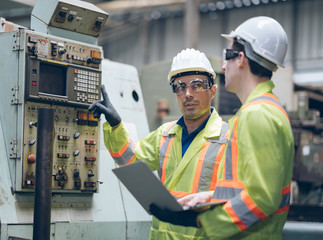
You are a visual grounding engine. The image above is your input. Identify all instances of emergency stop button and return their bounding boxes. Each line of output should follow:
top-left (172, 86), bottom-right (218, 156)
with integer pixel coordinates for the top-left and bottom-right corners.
top-left (27, 153), bottom-right (36, 164)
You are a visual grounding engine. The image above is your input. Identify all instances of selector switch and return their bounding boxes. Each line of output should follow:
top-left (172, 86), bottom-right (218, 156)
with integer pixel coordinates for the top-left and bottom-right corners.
top-left (74, 132), bottom-right (80, 139)
top-left (73, 150), bottom-right (80, 156)
top-left (29, 139), bottom-right (36, 146)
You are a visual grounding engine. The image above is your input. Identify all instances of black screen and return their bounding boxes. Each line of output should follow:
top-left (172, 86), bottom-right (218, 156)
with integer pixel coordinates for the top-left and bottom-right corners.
top-left (39, 62), bottom-right (66, 96)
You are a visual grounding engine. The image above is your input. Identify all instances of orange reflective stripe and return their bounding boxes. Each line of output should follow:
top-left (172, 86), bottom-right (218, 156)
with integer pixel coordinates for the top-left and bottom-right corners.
top-left (192, 141), bottom-right (210, 192)
top-left (210, 198), bottom-right (226, 203)
top-left (242, 93), bottom-right (290, 122)
top-left (210, 127), bottom-right (230, 190)
top-left (224, 202), bottom-right (248, 231)
top-left (231, 117), bottom-right (239, 182)
top-left (159, 136), bottom-right (166, 150)
top-left (159, 122), bottom-right (175, 149)
top-left (282, 183), bottom-right (291, 195)
top-left (161, 136), bottom-right (174, 184)
top-left (275, 182), bottom-right (291, 214)
top-left (109, 140), bottom-right (130, 157)
top-left (241, 190), bottom-right (267, 220)
top-left (169, 190), bottom-right (192, 198)
top-left (159, 121), bottom-right (177, 183)
top-left (209, 142), bottom-right (226, 190)
top-left (244, 99), bottom-right (289, 121)
top-left (275, 206), bottom-right (290, 214)
top-left (263, 92), bottom-right (279, 101)
top-left (216, 180), bottom-right (244, 188)
top-left (165, 121), bottom-right (177, 132)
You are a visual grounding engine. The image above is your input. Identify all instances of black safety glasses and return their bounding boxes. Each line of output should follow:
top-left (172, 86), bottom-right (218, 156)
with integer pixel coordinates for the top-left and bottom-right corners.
top-left (223, 49), bottom-right (240, 61)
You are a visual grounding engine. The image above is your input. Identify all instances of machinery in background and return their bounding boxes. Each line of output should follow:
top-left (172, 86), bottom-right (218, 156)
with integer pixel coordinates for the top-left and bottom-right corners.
top-left (0, 0), bottom-right (151, 239)
top-left (287, 88), bottom-right (323, 222)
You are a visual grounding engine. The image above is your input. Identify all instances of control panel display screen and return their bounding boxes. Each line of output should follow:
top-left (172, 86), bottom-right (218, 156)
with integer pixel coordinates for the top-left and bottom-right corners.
top-left (39, 62), bottom-right (67, 96)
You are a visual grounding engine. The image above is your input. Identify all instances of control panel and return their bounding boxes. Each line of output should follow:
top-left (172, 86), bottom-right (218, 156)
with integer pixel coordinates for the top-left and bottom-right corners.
top-left (49, 1), bottom-right (108, 37)
top-left (23, 102), bottom-right (99, 192)
top-left (26, 32), bottom-right (103, 66)
top-left (24, 32), bottom-right (102, 107)
top-left (18, 31), bottom-right (102, 193)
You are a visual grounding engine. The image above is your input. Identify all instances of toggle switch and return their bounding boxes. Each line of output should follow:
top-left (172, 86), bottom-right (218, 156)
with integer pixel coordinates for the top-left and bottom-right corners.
top-left (73, 150), bottom-right (80, 156)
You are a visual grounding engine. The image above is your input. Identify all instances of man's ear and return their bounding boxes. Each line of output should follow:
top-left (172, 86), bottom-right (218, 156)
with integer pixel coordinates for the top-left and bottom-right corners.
top-left (238, 51), bottom-right (248, 69)
top-left (210, 85), bottom-right (217, 99)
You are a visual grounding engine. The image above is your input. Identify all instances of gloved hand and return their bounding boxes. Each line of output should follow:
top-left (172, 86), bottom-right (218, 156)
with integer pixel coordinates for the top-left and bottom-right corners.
top-left (88, 85), bottom-right (121, 126)
top-left (149, 203), bottom-right (199, 227)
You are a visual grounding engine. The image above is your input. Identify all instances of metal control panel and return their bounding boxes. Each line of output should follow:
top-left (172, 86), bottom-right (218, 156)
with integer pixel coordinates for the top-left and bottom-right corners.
top-left (25, 32), bottom-right (102, 106)
top-left (21, 32), bottom-right (102, 192)
top-left (0, 29), bottom-right (102, 193)
top-left (49, 1), bottom-right (108, 37)
top-left (23, 102), bottom-right (99, 192)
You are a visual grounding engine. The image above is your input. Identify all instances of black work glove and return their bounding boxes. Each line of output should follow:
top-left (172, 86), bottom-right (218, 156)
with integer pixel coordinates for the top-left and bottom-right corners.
top-left (88, 85), bottom-right (121, 126)
top-left (149, 203), bottom-right (199, 227)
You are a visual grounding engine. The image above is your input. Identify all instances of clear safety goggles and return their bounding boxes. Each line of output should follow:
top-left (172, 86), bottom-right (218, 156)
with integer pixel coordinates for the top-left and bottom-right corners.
top-left (223, 49), bottom-right (240, 61)
top-left (171, 79), bottom-right (211, 95)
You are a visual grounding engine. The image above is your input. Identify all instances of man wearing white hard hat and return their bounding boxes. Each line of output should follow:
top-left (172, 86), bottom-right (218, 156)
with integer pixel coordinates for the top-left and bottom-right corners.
top-left (150, 16), bottom-right (294, 240)
top-left (89, 48), bottom-right (228, 239)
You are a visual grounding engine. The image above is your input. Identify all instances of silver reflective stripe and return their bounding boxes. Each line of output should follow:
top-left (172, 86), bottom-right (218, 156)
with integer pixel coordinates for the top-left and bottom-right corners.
top-left (213, 186), bottom-right (242, 199)
top-left (253, 95), bottom-right (282, 107)
top-left (197, 123), bottom-right (229, 191)
top-left (231, 193), bottom-right (260, 227)
top-left (158, 134), bottom-right (175, 178)
top-left (112, 139), bottom-right (136, 165)
top-left (279, 193), bottom-right (290, 209)
top-left (224, 123), bottom-right (236, 181)
top-left (158, 122), bottom-right (177, 178)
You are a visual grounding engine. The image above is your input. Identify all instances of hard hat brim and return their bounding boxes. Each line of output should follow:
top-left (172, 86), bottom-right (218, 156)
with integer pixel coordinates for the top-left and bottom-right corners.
top-left (168, 67), bottom-right (216, 82)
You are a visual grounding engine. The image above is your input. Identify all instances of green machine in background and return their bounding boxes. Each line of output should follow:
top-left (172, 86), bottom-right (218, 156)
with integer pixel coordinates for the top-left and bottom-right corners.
top-left (0, 0), bottom-right (151, 239)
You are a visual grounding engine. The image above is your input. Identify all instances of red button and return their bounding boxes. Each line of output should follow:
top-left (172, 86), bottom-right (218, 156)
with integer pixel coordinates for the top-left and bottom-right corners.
top-left (32, 81), bottom-right (37, 86)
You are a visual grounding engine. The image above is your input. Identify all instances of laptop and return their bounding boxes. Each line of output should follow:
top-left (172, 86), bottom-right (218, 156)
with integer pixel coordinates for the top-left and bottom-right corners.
top-left (112, 161), bottom-right (225, 215)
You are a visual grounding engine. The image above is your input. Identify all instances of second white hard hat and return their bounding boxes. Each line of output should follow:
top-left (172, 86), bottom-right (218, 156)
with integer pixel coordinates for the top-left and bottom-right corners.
top-left (221, 16), bottom-right (288, 72)
top-left (168, 48), bottom-right (216, 82)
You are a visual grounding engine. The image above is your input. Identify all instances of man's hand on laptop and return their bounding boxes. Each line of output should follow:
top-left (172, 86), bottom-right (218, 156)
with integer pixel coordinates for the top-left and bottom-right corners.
top-left (178, 191), bottom-right (213, 208)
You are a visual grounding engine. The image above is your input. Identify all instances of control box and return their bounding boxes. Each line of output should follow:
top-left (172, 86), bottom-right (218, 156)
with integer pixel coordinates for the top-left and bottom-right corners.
top-left (0, 29), bottom-right (103, 193)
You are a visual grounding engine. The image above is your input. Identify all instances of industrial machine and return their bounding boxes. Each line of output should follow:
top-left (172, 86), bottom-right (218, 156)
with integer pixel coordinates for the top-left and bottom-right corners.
top-left (287, 89), bottom-right (323, 221)
top-left (0, 0), bottom-right (151, 239)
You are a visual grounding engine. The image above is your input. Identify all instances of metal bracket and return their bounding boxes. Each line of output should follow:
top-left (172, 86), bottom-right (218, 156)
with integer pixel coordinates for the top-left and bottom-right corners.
top-left (11, 85), bottom-right (22, 105)
top-left (9, 139), bottom-right (19, 159)
top-left (12, 31), bottom-right (21, 51)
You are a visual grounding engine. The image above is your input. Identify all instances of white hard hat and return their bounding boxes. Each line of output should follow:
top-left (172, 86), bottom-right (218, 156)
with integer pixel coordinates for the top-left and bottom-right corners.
top-left (168, 48), bottom-right (216, 82)
top-left (221, 16), bottom-right (288, 72)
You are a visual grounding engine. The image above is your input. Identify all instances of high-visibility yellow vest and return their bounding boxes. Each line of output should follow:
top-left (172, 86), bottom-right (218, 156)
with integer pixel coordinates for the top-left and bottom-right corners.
top-left (103, 107), bottom-right (229, 240)
top-left (199, 81), bottom-right (294, 240)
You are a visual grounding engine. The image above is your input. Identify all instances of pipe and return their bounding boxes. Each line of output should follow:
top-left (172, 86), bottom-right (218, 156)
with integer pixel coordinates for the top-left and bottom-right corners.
top-left (33, 108), bottom-right (54, 240)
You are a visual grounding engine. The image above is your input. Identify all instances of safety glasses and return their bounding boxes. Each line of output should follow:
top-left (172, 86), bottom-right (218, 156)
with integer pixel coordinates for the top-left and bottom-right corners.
top-left (171, 79), bottom-right (211, 95)
top-left (223, 49), bottom-right (240, 61)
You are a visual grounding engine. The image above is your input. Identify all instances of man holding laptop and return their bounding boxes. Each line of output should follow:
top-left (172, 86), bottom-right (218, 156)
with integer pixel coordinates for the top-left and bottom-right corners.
top-left (89, 48), bottom-right (228, 239)
top-left (149, 16), bottom-right (294, 240)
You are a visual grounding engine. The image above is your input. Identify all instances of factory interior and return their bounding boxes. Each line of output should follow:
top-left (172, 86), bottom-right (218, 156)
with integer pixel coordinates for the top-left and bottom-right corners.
top-left (0, 0), bottom-right (323, 239)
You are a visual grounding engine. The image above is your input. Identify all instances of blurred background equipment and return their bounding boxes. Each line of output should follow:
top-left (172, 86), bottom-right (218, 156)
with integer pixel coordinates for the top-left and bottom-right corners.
top-left (1, 0), bottom-right (323, 239)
